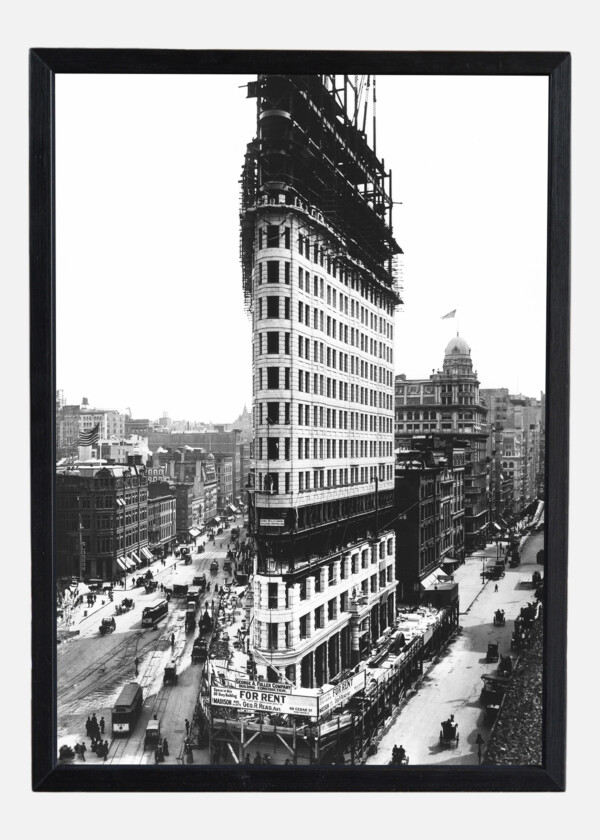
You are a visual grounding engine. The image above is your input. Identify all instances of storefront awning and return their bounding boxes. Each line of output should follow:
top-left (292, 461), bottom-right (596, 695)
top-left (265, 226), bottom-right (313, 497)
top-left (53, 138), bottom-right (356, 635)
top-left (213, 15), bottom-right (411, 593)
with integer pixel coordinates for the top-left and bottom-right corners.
top-left (421, 569), bottom-right (443, 589)
top-left (189, 528), bottom-right (200, 538)
top-left (117, 557), bottom-right (127, 571)
top-left (493, 522), bottom-right (502, 531)
top-left (131, 551), bottom-right (142, 567)
top-left (141, 547), bottom-right (154, 561)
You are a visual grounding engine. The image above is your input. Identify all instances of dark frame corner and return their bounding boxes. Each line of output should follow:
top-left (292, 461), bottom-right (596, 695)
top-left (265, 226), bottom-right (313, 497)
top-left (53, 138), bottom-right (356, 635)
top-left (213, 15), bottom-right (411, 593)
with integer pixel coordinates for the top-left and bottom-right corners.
top-left (30, 49), bottom-right (570, 793)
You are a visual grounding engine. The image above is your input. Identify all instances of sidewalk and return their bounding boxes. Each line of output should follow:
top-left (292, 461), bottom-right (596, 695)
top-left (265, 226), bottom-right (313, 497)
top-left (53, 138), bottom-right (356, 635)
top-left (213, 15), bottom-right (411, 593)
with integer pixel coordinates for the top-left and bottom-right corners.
top-left (66, 551), bottom-right (187, 628)
top-left (456, 535), bottom-right (530, 615)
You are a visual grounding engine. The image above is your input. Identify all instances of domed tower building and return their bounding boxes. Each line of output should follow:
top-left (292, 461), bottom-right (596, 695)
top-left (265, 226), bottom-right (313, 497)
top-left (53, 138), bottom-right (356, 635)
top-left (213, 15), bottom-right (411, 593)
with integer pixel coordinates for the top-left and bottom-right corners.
top-left (395, 335), bottom-right (489, 556)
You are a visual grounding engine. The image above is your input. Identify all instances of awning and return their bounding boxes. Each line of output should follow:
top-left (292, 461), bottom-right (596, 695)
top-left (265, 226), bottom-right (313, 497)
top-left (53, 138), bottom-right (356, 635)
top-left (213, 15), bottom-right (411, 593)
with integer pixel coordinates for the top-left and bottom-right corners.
top-left (189, 528), bottom-right (200, 538)
top-left (141, 547), bottom-right (154, 561)
top-left (421, 569), bottom-right (443, 589)
top-left (442, 557), bottom-right (461, 571)
top-left (493, 522), bottom-right (502, 531)
top-left (116, 557), bottom-right (127, 571)
top-left (131, 551), bottom-right (142, 567)
top-left (225, 504), bottom-right (238, 514)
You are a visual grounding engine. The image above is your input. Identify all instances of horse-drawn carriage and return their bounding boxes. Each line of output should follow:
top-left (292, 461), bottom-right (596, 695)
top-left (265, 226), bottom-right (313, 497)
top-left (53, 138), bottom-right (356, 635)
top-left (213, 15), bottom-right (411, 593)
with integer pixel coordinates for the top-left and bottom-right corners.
top-left (192, 637), bottom-right (208, 663)
top-left (223, 559), bottom-right (232, 574)
top-left (145, 580), bottom-right (158, 594)
top-left (493, 609), bottom-right (505, 626)
top-left (389, 745), bottom-right (409, 765)
top-left (200, 610), bottom-right (213, 632)
top-left (99, 617), bottom-right (116, 636)
top-left (439, 718), bottom-right (459, 749)
top-left (480, 673), bottom-right (509, 726)
top-left (511, 624), bottom-right (529, 652)
top-left (163, 662), bottom-right (178, 686)
top-left (115, 597), bottom-right (134, 615)
top-left (498, 654), bottom-right (512, 677)
top-left (185, 603), bottom-right (197, 632)
top-left (486, 641), bottom-right (499, 662)
top-left (210, 560), bottom-right (219, 573)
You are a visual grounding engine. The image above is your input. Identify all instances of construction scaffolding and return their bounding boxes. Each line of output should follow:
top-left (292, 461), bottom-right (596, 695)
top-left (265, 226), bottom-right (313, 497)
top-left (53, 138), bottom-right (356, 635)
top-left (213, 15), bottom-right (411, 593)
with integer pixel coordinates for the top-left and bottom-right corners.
top-left (240, 74), bottom-right (403, 313)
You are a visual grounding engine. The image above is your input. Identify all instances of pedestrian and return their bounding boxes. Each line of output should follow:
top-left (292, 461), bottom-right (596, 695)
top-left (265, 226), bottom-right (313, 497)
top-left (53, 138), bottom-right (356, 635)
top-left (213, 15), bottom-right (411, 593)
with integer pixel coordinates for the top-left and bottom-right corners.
top-left (170, 633), bottom-right (175, 649)
top-left (80, 741), bottom-right (87, 762)
top-left (154, 746), bottom-right (160, 764)
top-left (245, 753), bottom-right (252, 764)
top-left (494, 583), bottom-right (499, 593)
top-left (100, 716), bottom-right (105, 734)
top-left (85, 716), bottom-right (91, 737)
top-left (206, 581), bottom-right (211, 593)
top-left (135, 656), bottom-right (140, 676)
top-left (262, 753), bottom-right (271, 765)
top-left (91, 713), bottom-right (98, 735)
top-left (253, 751), bottom-right (261, 765)
top-left (185, 718), bottom-right (190, 735)
top-left (162, 738), bottom-right (169, 757)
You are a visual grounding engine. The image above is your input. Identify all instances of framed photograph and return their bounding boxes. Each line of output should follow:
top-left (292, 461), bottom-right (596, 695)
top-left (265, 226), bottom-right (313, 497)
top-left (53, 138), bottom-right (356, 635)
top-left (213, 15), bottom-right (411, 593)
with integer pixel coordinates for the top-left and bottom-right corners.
top-left (31, 50), bottom-right (570, 792)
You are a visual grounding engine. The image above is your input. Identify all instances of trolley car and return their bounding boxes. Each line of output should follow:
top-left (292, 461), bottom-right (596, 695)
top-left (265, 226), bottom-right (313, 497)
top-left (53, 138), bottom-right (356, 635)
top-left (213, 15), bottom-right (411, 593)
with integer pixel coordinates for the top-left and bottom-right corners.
top-left (141, 598), bottom-right (169, 628)
top-left (112, 682), bottom-right (144, 736)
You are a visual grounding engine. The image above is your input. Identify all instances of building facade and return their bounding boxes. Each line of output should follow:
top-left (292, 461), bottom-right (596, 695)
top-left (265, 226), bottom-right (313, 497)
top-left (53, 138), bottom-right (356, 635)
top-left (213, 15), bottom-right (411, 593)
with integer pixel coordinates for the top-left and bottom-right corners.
top-left (240, 75), bottom-right (402, 687)
top-left (56, 464), bottom-right (148, 580)
top-left (480, 389), bottom-right (544, 520)
top-left (57, 398), bottom-right (126, 458)
top-left (395, 337), bottom-right (489, 551)
top-left (394, 440), bottom-right (465, 602)
top-left (214, 454), bottom-right (233, 512)
top-left (147, 482), bottom-right (177, 558)
top-left (148, 429), bottom-right (245, 501)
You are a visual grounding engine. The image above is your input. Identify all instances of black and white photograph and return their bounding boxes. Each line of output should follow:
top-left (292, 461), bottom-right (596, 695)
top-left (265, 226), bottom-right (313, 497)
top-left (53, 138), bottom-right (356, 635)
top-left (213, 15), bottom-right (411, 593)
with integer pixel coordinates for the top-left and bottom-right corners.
top-left (29, 52), bottom-right (569, 792)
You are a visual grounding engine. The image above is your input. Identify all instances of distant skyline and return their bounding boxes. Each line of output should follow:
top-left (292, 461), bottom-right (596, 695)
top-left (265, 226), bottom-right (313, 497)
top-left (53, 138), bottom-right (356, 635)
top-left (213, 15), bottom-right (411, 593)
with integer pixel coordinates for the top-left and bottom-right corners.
top-left (57, 74), bottom-right (547, 422)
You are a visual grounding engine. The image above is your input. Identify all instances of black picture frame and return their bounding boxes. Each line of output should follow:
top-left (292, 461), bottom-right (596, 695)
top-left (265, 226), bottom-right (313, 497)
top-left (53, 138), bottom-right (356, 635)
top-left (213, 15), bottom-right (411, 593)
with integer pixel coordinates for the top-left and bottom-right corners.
top-left (30, 49), bottom-right (570, 792)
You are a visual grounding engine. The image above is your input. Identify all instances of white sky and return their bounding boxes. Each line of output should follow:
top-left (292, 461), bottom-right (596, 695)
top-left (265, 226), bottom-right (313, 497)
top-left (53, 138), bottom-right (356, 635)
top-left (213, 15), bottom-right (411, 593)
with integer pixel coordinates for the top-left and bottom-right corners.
top-left (56, 74), bottom-right (548, 422)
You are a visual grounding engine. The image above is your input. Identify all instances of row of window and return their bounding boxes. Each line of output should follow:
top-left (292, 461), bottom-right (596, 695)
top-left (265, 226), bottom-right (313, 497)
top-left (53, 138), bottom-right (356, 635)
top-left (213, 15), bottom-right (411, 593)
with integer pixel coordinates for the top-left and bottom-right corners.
top-left (256, 296), bottom-right (393, 364)
top-left (257, 366), bottom-right (393, 411)
top-left (258, 331), bottom-right (392, 387)
top-left (257, 224), bottom-right (395, 317)
top-left (258, 402), bottom-right (393, 435)
top-left (297, 267), bottom-right (393, 339)
top-left (256, 464), bottom-right (393, 494)
top-left (263, 570), bottom-right (395, 648)
top-left (257, 436), bottom-right (393, 462)
top-left (89, 529), bottom-right (149, 554)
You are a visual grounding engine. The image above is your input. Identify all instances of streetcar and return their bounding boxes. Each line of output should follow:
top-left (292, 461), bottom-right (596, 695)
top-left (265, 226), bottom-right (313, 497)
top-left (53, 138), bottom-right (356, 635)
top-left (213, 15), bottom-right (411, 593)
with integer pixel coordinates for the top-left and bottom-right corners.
top-left (112, 682), bottom-right (144, 736)
top-left (141, 598), bottom-right (169, 628)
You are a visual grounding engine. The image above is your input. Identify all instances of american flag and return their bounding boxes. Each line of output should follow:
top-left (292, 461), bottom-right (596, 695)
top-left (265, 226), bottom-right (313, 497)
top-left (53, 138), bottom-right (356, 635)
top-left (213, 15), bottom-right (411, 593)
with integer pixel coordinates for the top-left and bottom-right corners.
top-left (78, 424), bottom-right (100, 446)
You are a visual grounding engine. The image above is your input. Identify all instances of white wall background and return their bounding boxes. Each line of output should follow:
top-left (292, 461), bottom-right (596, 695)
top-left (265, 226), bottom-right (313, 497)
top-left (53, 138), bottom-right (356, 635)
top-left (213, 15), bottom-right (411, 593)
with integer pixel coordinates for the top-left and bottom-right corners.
top-left (2, 0), bottom-right (594, 831)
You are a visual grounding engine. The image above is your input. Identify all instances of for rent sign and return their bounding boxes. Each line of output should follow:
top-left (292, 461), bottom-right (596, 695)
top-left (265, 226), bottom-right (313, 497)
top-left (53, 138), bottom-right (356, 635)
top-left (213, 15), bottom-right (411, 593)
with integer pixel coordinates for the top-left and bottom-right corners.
top-left (211, 685), bottom-right (319, 717)
top-left (318, 670), bottom-right (367, 717)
